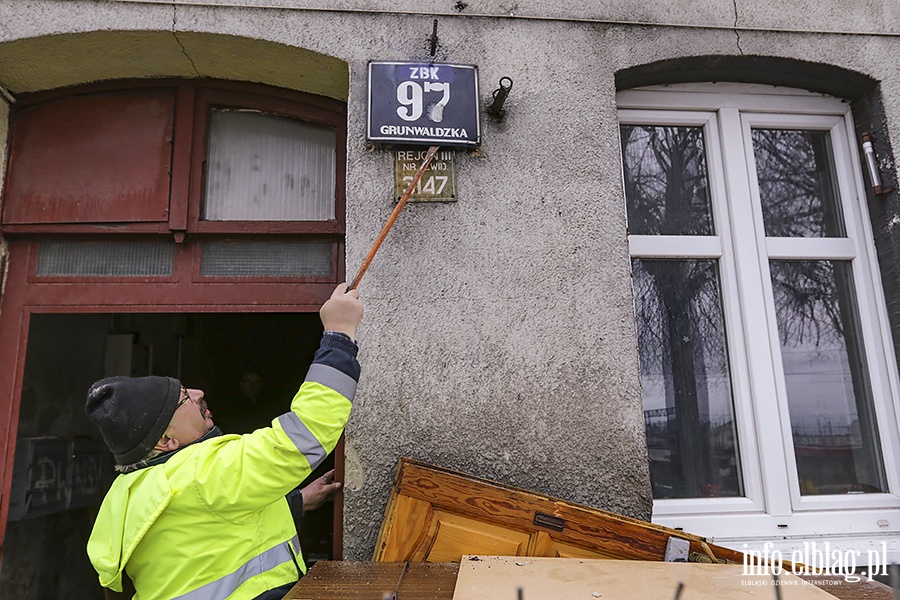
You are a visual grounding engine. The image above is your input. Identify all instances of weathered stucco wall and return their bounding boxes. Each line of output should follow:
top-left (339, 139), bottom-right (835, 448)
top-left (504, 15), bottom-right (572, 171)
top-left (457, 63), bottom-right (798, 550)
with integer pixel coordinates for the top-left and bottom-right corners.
top-left (0, 0), bottom-right (899, 561)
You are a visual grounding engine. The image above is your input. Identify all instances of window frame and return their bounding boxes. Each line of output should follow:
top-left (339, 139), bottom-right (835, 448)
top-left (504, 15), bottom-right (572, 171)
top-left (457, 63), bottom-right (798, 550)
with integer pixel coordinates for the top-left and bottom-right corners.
top-left (619, 84), bottom-right (900, 552)
top-left (0, 80), bottom-right (348, 239)
top-left (741, 111), bottom-right (900, 516)
top-left (1, 79), bottom-right (348, 285)
top-left (621, 109), bottom-right (767, 517)
top-left (187, 86), bottom-right (347, 236)
top-left (0, 87), bottom-right (178, 227)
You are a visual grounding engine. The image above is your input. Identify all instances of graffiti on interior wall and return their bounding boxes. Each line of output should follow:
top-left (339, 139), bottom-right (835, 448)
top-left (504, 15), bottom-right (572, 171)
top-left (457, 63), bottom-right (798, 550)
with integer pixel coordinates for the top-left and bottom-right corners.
top-left (8, 437), bottom-right (109, 521)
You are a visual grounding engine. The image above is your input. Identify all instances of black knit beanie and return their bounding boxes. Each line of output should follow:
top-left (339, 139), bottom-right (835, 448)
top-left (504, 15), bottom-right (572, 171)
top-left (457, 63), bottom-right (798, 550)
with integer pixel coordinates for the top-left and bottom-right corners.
top-left (85, 376), bottom-right (182, 465)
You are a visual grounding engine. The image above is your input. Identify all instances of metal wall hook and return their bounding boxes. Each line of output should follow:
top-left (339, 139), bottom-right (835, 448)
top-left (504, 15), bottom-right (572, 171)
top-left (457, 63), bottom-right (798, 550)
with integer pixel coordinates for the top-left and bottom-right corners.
top-left (430, 19), bottom-right (438, 57)
top-left (487, 76), bottom-right (513, 118)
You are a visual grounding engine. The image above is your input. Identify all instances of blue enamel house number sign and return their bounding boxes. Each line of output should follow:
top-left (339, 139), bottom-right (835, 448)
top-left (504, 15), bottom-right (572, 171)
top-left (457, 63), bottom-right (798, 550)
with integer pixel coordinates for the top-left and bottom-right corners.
top-left (367, 62), bottom-right (480, 148)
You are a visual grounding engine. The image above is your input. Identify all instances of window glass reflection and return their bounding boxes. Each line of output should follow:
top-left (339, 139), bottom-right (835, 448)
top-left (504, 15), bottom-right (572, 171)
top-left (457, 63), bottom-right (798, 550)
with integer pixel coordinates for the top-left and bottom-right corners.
top-left (621, 125), bottom-right (714, 236)
top-left (770, 260), bottom-right (886, 494)
top-left (632, 259), bottom-right (743, 498)
top-left (752, 129), bottom-right (845, 238)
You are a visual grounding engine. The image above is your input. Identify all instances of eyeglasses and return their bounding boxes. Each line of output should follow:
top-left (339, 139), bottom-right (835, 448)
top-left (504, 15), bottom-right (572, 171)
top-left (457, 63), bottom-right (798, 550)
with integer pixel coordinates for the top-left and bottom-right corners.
top-left (177, 389), bottom-right (192, 409)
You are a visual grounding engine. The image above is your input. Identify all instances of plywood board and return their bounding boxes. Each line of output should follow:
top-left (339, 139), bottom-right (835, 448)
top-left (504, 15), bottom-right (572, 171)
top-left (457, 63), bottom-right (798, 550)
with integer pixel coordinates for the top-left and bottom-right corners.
top-left (452, 556), bottom-right (838, 600)
top-left (285, 562), bottom-right (891, 600)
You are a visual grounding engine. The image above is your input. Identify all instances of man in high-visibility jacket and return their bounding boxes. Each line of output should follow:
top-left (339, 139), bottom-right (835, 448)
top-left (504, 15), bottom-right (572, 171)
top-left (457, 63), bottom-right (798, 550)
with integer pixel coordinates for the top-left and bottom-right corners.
top-left (85, 283), bottom-right (363, 600)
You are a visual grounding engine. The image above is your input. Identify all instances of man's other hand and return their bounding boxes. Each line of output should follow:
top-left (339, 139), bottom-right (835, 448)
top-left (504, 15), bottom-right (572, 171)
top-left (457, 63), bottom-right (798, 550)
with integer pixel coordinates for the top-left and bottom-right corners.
top-left (300, 469), bottom-right (342, 512)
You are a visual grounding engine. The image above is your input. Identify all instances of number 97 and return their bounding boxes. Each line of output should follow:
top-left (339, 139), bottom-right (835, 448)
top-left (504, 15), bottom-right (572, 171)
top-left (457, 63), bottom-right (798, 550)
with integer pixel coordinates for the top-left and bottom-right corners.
top-left (396, 81), bottom-right (451, 122)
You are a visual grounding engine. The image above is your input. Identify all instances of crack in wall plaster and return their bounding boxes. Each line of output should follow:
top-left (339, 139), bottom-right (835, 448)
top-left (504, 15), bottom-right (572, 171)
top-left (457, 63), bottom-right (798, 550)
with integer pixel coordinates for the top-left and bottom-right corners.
top-left (732, 0), bottom-right (744, 55)
top-left (172, 4), bottom-right (200, 75)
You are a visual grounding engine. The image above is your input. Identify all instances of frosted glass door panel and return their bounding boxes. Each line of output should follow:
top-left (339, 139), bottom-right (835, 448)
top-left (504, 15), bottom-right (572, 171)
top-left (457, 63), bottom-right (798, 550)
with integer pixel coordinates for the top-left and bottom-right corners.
top-left (204, 110), bottom-right (336, 221)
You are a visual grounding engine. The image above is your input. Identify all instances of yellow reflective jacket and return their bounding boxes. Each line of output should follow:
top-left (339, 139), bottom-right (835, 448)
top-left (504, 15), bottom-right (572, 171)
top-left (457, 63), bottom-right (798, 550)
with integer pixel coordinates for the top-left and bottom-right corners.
top-left (87, 333), bottom-right (359, 600)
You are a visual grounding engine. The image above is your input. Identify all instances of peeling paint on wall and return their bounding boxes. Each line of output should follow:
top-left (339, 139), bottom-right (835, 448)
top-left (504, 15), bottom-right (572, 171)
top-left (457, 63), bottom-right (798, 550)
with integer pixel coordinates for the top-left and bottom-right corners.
top-left (343, 436), bottom-right (366, 493)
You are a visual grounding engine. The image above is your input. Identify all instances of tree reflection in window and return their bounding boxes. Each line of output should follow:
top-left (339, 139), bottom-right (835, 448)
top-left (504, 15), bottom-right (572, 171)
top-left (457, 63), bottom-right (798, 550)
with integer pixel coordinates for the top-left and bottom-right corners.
top-left (632, 258), bottom-right (743, 499)
top-left (753, 128), bottom-right (885, 495)
top-left (622, 125), bottom-right (713, 236)
top-left (622, 124), bottom-right (742, 499)
top-left (623, 122), bottom-right (889, 499)
top-left (752, 129), bottom-right (845, 238)
top-left (769, 261), bottom-right (886, 495)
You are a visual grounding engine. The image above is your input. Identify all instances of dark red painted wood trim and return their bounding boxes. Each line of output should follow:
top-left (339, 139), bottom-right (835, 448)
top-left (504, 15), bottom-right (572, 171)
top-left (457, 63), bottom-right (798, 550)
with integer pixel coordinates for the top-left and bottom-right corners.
top-left (13, 79), bottom-right (347, 115)
top-left (0, 78), bottom-right (350, 557)
top-left (190, 221), bottom-right (343, 235)
top-left (1, 223), bottom-right (172, 235)
top-left (168, 85), bottom-right (197, 233)
top-left (0, 241), bottom-right (34, 550)
top-left (4, 79), bottom-right (348, 238)
top-left (3, 89), bottom-right (176, 225)
top-left (333, 435), bottom-right (345, 560)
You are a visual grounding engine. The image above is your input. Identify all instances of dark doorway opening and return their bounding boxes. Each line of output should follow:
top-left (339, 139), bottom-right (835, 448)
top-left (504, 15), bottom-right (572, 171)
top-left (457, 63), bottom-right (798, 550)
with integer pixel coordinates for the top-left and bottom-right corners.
top-left (1, 311), bottom-right (335, 599)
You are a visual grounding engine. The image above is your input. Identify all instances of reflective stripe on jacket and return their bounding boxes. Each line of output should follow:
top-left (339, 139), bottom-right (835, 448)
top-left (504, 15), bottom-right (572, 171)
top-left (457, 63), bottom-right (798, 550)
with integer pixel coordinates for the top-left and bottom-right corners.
top-left (87, 333), bottom-right (359, 600)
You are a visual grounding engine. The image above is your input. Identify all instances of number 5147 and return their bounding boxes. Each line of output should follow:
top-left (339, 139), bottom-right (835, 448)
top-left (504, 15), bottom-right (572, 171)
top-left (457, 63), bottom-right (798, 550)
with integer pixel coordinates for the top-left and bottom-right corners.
top-left (402, 174), bottom-right (449, 196)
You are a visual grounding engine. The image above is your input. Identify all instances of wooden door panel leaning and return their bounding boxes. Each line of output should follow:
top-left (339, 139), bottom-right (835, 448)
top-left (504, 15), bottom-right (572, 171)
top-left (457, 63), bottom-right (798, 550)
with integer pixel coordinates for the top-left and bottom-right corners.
top-left (373, 457), bottom-right (754, 566)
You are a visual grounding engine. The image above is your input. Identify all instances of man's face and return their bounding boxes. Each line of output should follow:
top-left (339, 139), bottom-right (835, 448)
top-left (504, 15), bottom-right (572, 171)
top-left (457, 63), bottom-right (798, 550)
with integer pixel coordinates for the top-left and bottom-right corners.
top-left (239, 371), bottom-right (262, 400)
top-left (166, 387), bottom-right (215, 446)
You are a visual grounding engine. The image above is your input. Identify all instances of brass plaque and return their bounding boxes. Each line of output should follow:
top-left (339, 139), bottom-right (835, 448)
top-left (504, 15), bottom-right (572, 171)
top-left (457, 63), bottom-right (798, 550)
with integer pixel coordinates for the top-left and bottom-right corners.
top-left (394, 147), bottom-right (457, 202)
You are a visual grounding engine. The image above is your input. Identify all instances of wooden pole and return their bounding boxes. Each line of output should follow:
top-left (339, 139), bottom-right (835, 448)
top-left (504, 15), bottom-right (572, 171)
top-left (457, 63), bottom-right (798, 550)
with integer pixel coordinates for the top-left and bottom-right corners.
top-left (347, 145), bottom-right (440, 291)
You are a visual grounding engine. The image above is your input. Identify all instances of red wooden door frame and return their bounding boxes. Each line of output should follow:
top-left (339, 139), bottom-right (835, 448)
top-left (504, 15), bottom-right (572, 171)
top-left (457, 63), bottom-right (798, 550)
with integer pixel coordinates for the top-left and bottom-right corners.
top-left (0, 79), bottom-right (350, 560)
top-left (0, 237), bottom-right (348, 557)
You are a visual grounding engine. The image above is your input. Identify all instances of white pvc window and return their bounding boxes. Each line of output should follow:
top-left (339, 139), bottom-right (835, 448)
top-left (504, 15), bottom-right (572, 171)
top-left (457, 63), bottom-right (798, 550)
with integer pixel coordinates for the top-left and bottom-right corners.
top-left (619, 84), bottom-right (900, 558)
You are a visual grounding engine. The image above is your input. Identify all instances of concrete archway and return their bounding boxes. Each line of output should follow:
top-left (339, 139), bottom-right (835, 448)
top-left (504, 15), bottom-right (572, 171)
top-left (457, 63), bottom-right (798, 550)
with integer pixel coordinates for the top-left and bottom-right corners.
top-left (0, 30), bottom-right (348, 99)
top-left (615, 54), bottom-right (876, 99)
